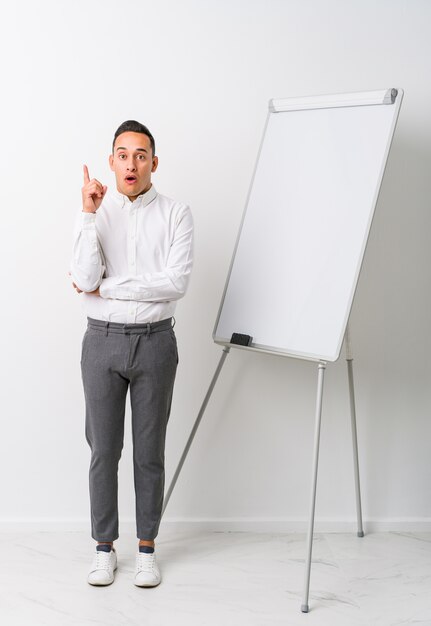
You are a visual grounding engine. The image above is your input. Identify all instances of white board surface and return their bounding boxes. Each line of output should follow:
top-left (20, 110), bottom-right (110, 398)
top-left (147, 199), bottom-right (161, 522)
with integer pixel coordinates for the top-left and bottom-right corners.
top-left (213, 89), bottom-right (403, 362)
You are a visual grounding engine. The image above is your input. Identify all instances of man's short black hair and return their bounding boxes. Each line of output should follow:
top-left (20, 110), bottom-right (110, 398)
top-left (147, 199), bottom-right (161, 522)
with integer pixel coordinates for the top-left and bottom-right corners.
top-left (112, 120), bottom-right (156, 156)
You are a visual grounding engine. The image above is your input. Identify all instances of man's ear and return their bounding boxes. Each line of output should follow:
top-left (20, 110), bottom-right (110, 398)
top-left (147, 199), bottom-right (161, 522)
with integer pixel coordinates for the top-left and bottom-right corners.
top-left (151, 156), bottom-right (159, 173)
top-left (109, 154), bottom-right (114, 171)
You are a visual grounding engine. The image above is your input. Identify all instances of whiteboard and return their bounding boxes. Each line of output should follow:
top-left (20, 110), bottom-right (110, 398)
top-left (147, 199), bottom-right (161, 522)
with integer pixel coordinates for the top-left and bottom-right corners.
top-left (213, 89), bottom-right (403, 362)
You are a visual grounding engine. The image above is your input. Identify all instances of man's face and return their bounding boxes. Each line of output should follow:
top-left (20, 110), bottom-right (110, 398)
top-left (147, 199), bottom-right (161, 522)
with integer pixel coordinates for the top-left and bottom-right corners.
top-left (109, 131), bottom-right (158, 201)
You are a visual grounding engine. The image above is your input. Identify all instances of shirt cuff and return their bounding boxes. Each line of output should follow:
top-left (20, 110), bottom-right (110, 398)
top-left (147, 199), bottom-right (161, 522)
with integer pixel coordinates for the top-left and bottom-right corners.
top-left (81, 211), bottom-right (97, 229)
top-left (99, 279), bottom-right (153, 300)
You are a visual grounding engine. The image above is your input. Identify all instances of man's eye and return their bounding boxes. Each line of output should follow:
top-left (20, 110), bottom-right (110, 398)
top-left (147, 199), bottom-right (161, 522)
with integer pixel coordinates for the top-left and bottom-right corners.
top-left (119, 154), bottom-right (126, 159)
top-left (138, 154), bottom-right (145, 160)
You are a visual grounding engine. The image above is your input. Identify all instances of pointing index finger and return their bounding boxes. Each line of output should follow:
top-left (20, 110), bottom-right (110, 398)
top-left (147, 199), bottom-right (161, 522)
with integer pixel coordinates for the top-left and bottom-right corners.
top-left (83, 164), bottom-right (90, 184)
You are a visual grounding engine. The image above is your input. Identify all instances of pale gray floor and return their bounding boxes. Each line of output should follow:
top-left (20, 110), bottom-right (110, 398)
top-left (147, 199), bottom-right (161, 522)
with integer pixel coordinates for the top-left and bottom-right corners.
top-left (0, 530), bottom-right (430, 625)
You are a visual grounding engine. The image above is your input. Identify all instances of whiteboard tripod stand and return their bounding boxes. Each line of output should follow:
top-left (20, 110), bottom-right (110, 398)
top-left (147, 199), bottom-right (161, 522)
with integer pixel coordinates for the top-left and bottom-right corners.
top-left (161, 321), bottom-right (364, 614)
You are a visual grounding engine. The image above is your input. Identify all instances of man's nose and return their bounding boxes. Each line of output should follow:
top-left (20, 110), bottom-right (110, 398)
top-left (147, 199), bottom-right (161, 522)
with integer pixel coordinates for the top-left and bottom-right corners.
top-left (127, 161), bottom-right (137, 171)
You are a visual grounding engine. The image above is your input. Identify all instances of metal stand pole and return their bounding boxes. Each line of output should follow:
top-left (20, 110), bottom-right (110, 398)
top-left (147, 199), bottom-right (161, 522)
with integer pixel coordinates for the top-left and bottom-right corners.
top-left (162, 346), bottom-right (231, 516)
top-left (301, 361), bottom-right (326, 613)
top-left (344, 325), bottom-right (364, 538)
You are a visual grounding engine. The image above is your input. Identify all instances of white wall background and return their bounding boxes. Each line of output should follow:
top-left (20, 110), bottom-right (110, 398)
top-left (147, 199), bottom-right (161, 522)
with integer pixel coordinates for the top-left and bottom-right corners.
top-left (0, 0), bottom-right (430, 533)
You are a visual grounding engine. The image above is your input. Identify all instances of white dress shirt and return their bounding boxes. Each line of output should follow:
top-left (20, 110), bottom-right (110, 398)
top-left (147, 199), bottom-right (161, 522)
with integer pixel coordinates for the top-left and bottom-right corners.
top-left (69, 184), bottom-right (194, 323)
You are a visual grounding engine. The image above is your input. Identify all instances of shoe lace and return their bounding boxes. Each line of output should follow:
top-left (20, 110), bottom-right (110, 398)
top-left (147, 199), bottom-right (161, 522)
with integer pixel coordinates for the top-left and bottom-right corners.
top-left (136, 552), bottom-right (155, 573)
top-left (94, 550), bottom-right (112, 571)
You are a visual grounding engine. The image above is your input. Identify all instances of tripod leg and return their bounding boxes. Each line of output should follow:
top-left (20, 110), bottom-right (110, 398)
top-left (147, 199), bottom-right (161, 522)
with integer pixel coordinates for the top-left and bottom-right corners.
top-left (347, 358), bottom-right (364, 537)
top-left (162, 346), bottom-right (231, 516)
top-left (301, 361), bottom-right (326, 613)
top-left (344, 324), bottom-right (364, 538)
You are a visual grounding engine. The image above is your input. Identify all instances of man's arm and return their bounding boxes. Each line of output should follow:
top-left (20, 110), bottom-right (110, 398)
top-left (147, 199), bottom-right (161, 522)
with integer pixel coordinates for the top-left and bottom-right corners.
top-left (69, 165), bottom-right (107, 293)
top-left (99, 206), bottom-right (193, 302)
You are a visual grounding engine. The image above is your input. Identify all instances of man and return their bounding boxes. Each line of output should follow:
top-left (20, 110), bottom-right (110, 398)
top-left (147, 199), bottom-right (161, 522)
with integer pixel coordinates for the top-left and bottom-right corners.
top-left (69, 120), bottom-right (194, 587)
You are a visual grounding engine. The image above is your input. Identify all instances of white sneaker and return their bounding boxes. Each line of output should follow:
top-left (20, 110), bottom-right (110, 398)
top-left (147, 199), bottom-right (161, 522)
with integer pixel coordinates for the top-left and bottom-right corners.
top-left (87, 545), bottom-right (117, 586)
top-left (134, 549), bottom-right (161, 587)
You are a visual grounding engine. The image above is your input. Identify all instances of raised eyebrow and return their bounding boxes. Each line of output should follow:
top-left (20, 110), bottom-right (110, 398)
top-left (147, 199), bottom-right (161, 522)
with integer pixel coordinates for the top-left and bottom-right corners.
top-left (115, 147), bottom-right (148, 153)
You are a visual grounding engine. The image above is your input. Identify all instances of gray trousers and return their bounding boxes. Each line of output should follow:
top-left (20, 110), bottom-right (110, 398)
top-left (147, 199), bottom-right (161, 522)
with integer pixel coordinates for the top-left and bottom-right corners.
top-left (80, 316), bottom-right (178, 542)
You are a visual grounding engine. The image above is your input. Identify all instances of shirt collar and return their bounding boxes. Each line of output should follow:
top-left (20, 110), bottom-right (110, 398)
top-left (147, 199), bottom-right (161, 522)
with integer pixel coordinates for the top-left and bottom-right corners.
top-left (113, 184), bottom-right (157, 210)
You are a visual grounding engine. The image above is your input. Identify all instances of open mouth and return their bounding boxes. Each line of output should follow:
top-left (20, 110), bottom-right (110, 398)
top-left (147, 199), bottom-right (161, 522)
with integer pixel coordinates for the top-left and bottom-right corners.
top-left (125, 175), bottom-right (137, 184)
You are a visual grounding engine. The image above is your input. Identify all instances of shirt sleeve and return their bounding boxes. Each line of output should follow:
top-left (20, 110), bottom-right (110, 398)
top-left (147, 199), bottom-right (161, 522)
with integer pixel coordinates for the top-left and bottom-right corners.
top-left (69, 211), bottom-right (106, 292)
top-left (99, 206), bottom-right (194, 302)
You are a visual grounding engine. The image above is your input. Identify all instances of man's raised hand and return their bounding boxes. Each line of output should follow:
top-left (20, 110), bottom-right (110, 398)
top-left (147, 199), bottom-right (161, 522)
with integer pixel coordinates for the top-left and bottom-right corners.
top-left (82, 164), bottom-right (107, 213)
